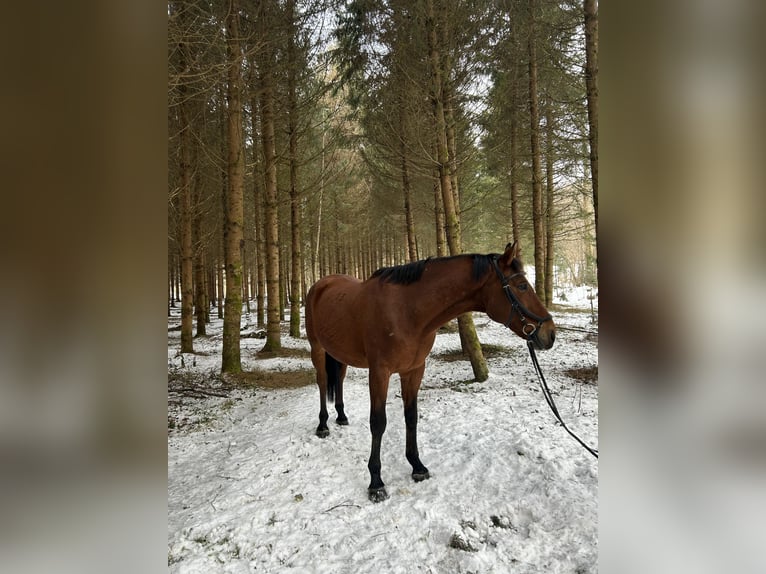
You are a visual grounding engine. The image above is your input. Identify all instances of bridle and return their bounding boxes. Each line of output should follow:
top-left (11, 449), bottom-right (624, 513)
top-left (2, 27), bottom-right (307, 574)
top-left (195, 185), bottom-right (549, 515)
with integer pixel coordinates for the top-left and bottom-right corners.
top-left (491, 256), bottom-right (599, 459)
top-left (491, 256), bottom-right (553, 340)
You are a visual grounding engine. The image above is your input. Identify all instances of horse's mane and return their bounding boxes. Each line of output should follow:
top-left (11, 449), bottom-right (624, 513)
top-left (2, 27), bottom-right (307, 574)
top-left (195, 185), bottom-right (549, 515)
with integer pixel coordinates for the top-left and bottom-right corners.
top-left (370, 253), bottom-right (502, 285)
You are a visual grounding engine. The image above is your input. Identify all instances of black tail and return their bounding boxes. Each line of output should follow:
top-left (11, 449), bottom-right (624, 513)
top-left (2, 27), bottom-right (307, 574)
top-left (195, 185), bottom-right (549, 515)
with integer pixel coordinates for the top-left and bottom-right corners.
top-left (325, 353), bottom-right (342, 403)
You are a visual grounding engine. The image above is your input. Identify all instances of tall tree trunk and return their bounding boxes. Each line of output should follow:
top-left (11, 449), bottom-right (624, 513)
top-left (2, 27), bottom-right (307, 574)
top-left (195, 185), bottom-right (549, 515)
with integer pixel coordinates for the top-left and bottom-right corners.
top-left (193, 169), bottom-right (207, 336)
top-left (169, 255), bottom-right (176, 309)
top-left (249, 89), bottom-right (266, 328)
top-left (219, 86), bottom-right (228, 323)
top-left (528, 0), bottom-right (545, 299)
top-left (221, 0), bottom-right (245, 373)
top-left (216, 257), bottom-right (224, 319)
top-left (258, 2), bottom-right (282, 352)
top-left (399, 106), bottom-right (418, 262)
top-left (242, 242), bottom-right (250, 313)
top-left (206, 262), bottom-right (214, 322)
top-left (426, 0), bottom-right (488, 382)
top-left (584, 0), bottom-right (598, 260)
top-left (287, 0), bottom-right (302, 338)
top-left (544, 99), bottom-right (555, 307)
top-left (313, 119), bottom-right (327, 282)
top-left (509, 114), bottom-right (520, 245)
top-left (433, 166), bottom-right (446, 257)
top-left (440, 9), bottom-right (461, 216)
top-left (280, 247), bottom-right (288, 321)
top-left (444, 82), bottom-right (461, 220)
top-left (332, 187), bottom-right (342, 273)
top-left (177, 18), bottom-right (194, 354)
top-left (508, 48), bottom-right (521, 245)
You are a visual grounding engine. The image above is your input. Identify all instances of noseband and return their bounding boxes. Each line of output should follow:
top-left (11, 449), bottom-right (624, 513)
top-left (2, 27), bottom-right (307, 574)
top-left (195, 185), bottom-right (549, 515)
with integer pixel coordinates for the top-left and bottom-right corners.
top-left (491, 257), bottom-right (553, 339)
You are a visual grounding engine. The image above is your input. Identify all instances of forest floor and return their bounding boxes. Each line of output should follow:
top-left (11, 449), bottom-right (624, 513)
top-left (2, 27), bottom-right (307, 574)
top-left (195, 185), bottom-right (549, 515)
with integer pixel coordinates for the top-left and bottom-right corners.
top-left (167, 285), bottom-right (598, 573)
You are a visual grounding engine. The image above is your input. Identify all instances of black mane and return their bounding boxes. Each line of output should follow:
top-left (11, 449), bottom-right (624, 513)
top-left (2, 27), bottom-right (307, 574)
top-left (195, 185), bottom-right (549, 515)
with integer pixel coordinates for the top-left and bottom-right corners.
top-left (370, 253), bottom-right (499, 285)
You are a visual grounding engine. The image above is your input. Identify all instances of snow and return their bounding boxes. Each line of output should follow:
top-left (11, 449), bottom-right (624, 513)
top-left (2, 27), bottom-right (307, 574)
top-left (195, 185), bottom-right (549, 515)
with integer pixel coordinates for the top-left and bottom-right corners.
top-left (168, 287), bottom-right (598, 573)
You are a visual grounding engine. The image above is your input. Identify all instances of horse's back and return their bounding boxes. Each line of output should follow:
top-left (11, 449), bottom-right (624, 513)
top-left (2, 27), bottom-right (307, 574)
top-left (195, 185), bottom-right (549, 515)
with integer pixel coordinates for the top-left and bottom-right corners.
top-left (306, 274), bottom-right (363, 315)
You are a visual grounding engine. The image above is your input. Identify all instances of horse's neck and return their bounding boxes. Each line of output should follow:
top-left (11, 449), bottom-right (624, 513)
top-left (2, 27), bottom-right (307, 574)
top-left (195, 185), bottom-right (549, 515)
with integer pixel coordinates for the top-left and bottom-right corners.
top-left (411, 261), bottom-right (486, 333)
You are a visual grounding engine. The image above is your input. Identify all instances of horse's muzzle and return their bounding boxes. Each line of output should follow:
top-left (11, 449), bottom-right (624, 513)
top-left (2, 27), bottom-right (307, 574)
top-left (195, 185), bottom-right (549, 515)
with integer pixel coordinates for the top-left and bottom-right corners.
top-left (532, 328), bottom-right (555, 350)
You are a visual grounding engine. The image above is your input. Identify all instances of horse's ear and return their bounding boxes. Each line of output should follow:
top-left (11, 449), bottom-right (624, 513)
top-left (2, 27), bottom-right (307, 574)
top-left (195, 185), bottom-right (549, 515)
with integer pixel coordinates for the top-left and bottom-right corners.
top-left (500, 241), bottom-right (519, 265)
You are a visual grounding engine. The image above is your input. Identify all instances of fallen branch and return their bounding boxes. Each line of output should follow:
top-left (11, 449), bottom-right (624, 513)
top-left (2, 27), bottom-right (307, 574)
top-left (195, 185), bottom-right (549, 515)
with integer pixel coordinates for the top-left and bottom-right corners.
top-left (555, 324), bottom-right (598, 335)
top-left (323, 501), bottom-right (361, 513)
top-left (168, 386), bottom-right (232, 399)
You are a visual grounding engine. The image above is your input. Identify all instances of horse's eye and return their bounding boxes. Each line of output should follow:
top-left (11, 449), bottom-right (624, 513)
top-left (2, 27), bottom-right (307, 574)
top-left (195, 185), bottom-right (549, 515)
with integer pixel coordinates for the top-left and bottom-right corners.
top-left (518, 283), bottom-right (528, 292)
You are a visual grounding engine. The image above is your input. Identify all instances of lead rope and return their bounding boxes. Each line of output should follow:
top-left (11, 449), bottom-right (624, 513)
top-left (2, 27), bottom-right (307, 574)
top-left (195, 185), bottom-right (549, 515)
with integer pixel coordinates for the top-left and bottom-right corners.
top-left (527, 340), bottom-right (599, 459)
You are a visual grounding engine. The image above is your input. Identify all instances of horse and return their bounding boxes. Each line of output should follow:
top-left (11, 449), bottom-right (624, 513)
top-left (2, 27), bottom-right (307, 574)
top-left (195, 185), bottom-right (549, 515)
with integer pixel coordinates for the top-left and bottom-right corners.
top-left (305, 241), bottom-right (555, 502)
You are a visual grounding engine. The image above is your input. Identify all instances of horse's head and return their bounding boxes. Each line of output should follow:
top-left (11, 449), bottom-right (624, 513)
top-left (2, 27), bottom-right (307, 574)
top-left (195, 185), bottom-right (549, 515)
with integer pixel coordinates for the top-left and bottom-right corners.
top-left (484, 241), bottom-right (556, 350)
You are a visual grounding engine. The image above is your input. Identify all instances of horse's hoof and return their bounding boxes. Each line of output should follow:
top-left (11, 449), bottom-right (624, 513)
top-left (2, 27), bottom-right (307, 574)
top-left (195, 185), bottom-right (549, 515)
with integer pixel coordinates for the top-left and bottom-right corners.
top-left (336, 416), bottom-right (349, 426)
top-left (412, 470), bottom-right (431, 482)
top-left (316, 427), bottom-right (330, 438)
top-left (368, 487), bottom-right (389, 503)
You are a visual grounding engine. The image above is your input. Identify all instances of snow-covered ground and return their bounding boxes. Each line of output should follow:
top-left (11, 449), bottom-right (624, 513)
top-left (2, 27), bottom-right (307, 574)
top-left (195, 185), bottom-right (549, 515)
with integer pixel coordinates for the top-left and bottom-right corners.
top-left (168, 284), bottom-right (598, 573)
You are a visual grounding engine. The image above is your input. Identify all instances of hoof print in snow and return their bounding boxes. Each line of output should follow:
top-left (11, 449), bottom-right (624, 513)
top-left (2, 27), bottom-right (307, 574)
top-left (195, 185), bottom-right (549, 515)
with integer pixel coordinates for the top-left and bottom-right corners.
top-left (448, 533), bottom-right (478, 553)
top-left (490, 515), bottom-right (514, 530)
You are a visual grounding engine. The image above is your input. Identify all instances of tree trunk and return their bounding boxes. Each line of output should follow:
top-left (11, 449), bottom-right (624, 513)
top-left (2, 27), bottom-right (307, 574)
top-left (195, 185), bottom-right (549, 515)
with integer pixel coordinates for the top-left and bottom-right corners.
top-left (544, 99), bottom-right (555, 307)
top-left (426, 0), bottom-right (488, 382)
top-left (241, 242), bottom-right (250, 313)
top-left (509, 114), bottom-right (520, 245)
top-left (287, 0), bottom-right (302, 338)
top-left (206, 262), bottom-right (214, 322)
top-left (192, 157), bottom-right (207, 336)
top-left (177, 19), bottom-right (194, 354)
top-left (313, 120), bottom-right (327, 282)
top-left (249, 89), bottom-right (266, 329)
top-left (169, 255), bottom-right (176, 309)
top-left (444, 82), bottom-right (461, 220)
top-left (332, 187), bottom-right (342, 273)
top-left (508, 49), bottom-right (521, 245)
top-left (216, 257), bottom-right (224, 319)
top-left (258, 1), bottom-right (282, 352)
top-left (399, 107), bottom-right (418, 262)
top-left (528, 0), bottom-right (545, 299)
top-left (584, 0), bottom-right (598, 260)
top-left (221, 0), bottom-right (245, 373)
top-left (219, 90), bottom-right (228, 324)
top-left (433, 166), bottom-right (446, 257)
top-left (193, 241), bottom-right (207, 336)
top-left (279, 247), bottom-right (287, 321)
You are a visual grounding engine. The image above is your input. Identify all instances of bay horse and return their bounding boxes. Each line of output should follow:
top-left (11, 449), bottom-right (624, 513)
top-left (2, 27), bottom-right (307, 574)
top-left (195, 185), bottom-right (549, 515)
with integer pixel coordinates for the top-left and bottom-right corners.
top-left (305, 241), bottom-right (555, 502)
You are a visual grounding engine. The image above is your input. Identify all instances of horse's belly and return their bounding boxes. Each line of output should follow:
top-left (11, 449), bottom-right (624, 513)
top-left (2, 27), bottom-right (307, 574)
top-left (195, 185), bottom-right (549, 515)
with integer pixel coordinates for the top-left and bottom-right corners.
top-left (322, 338), bottom-right (369, 369)
top-left (315, 314), bottom-right (369, 368)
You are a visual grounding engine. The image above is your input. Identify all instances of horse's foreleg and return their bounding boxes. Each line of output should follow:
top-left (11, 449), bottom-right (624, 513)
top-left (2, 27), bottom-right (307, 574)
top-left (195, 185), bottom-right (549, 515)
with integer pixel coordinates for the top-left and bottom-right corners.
top-left (402, 364), bottom-right (430, 482)
top-left (367, 369), bottom-right (391, 502)
top-left (312, 348), bottom-right (330, 438)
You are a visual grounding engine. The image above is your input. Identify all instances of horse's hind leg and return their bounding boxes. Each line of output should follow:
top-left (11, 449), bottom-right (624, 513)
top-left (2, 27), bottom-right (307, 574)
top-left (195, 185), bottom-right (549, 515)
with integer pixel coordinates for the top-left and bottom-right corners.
top-left (401, 364), bottom-right (430, 482)
top-left (334, 362), bottom-right (349, 425)
top-left (325, 353), bottom-right (349, 426)
top-left (311, 347), bottom-right (330, 438)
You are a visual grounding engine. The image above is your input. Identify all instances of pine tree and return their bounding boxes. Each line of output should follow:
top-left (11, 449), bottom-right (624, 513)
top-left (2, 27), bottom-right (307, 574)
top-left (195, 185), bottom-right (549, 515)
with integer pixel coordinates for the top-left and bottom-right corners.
top-left (221, 0), bottom-right (245, 373)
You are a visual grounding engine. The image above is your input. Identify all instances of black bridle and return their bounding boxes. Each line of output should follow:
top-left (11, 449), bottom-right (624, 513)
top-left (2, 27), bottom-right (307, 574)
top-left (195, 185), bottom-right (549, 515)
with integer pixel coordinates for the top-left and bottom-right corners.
top-left (491, 256), bottom-right (553, 340)
top-left (491, 256), bottom-right (599, 459)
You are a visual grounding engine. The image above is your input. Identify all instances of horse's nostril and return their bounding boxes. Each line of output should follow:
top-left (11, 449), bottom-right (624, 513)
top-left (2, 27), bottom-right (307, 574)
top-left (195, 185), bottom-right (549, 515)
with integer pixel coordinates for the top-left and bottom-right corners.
top-left (550, 331), bottom-right (555, 343)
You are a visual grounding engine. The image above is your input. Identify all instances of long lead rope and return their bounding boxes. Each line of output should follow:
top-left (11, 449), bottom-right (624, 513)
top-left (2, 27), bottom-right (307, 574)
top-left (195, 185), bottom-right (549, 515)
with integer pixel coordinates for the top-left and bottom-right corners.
top-left (527, 341), bottom-right (599, 459)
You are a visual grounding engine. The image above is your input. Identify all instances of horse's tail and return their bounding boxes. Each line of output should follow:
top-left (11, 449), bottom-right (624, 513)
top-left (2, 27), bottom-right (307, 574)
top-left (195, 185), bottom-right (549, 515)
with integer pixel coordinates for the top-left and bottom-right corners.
top-left (325, 353), bottom-right (342, 403)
